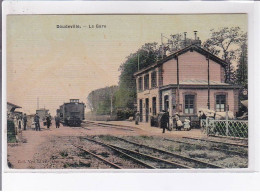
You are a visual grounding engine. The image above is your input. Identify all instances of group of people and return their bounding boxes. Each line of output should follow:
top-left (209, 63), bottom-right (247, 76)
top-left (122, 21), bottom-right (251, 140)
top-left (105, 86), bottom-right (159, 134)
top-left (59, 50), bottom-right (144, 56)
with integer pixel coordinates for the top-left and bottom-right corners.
top-left (161, 112), bottom-right (191, 133)
top-left (135, 110), bottom-right (191, 133)
top-left (12, 113), bottom-right (28, 132)
top-left (33, 113), bottom-right (61, 131)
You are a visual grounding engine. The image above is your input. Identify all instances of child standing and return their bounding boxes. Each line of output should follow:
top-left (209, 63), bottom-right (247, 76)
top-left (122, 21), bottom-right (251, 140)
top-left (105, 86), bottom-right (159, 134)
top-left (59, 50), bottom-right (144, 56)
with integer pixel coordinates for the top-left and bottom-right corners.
top-left (184, 117), bottom-right (191, 131)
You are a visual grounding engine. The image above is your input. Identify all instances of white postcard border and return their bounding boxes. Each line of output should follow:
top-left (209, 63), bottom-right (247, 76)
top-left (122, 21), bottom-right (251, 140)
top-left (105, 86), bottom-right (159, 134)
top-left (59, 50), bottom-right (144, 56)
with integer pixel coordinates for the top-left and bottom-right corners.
top-left (2, 0), bottom-right (259, 191)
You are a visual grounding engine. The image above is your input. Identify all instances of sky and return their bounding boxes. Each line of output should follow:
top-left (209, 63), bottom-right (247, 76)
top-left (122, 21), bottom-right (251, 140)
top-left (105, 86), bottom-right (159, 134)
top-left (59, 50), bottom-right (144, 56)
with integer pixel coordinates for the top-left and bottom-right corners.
top-left (6, 14), bottom-right (247, 115)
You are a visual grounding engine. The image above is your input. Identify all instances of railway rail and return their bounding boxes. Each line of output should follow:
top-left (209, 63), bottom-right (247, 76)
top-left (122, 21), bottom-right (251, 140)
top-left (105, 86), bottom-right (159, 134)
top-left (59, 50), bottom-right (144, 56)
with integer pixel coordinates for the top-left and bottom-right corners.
top-left (112, 137), bottom-right (223, 169)
top-left (164, 138), bottom-right (247, 157)
top-left (82, 121), bottom-right (135, 131)
top-left (72, 144), bottom-right (123, 169)
top-left (83, 137), bottom-right (192, 169)
top-left (182, 137), bottom-right (248, 148)
top-left (75, 139), bottom-right (156, 169)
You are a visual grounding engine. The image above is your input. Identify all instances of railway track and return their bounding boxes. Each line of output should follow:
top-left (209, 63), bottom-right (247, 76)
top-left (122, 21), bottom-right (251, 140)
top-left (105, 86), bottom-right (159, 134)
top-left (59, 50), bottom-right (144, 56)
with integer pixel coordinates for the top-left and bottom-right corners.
top-left (73, 140), bottom-right (156, 169)
top-left (83, 137), bottom-right (192, 169)
top-left (164, 138), bottom-right (248, 157)
top-left (182, 137), bottom-right (248, 148)
top-left (72, 144), bottom-right (123, 169)
top-left (82, 121), bottom-right (135, 131)
top-left (112, 137), bottom-right (223, 169)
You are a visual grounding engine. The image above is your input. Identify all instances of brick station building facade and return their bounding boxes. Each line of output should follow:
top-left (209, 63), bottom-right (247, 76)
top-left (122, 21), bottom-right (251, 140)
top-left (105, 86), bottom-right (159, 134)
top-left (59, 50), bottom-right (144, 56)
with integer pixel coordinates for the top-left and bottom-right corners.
top-left (134, 44), bottom-right (240, 129)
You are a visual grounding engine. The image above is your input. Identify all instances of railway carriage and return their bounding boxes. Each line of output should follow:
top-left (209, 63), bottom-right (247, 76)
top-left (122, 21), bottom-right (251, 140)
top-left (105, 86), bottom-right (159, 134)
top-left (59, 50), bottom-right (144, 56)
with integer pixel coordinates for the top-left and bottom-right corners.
top-left (57, 99), bottom-right (85, 126)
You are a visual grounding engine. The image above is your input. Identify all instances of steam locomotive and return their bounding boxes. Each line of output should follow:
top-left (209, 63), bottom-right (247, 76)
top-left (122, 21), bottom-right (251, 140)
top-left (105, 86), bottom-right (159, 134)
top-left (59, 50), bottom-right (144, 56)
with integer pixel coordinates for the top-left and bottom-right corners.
top-left (57, 99), bottom-right (85, 127)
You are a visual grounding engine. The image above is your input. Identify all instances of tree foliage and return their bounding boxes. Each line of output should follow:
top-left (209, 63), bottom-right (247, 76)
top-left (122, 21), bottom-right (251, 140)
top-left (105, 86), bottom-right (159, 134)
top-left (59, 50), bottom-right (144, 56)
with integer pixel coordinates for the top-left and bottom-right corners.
top-left (236, 43), bottom-right (248, 89)
top-left (115, 42), bottom-right (160, 109)
top-left (87, 86), bottom-right (118, 115)
top-left (202, 27), bottom-right (247, 83)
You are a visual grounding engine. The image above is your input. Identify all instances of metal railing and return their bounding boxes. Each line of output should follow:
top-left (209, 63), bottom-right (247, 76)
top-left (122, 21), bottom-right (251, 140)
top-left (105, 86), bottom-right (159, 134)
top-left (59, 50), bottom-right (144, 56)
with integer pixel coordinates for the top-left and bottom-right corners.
top-left (201, 118), bottom-right (248, 139)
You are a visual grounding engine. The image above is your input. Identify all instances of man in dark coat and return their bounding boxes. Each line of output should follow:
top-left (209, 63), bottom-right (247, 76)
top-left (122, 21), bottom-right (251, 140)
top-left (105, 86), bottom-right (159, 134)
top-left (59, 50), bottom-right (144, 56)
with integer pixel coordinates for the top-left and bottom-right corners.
top-left (161, 111), bottom-right (169, 133)
top-left (34, 113), bottom-right (40, 131)
top-left (55, 116), bottom-right (60, 128)
top-left (46, 114), bottom-right (51, 129)
top-left (135, 112), bottom-right (140, 125)
top-left (23, 113), bottom-right (27, 130)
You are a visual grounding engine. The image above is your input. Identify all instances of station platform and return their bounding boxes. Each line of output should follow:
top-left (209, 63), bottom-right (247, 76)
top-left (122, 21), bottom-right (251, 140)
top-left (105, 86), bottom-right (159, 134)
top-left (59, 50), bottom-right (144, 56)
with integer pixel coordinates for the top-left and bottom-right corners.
top-left (84, 120), bottom-right (207, 139)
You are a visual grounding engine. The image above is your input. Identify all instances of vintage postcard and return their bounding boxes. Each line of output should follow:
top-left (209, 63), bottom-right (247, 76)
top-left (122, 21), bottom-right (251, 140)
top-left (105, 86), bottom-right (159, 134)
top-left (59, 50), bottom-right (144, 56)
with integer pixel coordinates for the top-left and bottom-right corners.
top-left (5, 13), bottom-right (249, 171)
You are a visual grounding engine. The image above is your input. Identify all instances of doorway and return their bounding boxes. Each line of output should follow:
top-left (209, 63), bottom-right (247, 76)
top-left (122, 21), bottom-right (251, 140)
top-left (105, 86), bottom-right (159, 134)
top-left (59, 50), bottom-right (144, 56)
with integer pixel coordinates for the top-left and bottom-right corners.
top-left (139, 99), bottom-right (143, 122)
top-left (145, 98), bottom-right (149, 122)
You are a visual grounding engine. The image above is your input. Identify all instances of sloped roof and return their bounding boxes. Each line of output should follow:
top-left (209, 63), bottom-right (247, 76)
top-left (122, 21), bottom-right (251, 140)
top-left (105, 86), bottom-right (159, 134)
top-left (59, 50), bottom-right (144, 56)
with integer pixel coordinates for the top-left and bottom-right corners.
top-left (134, 44), bottom-right (227, 77)
top-left (158, 44), bottom-right (227, 67)
top-left (7, 102), bottom-right (22, 108)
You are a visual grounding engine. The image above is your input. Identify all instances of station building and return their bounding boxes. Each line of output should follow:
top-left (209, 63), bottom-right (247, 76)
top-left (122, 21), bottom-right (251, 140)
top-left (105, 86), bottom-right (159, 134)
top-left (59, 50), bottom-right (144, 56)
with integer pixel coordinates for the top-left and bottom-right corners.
top-left (7, 102), bottom-right (22, 119)
top-left (134, 44), bottom-right (240, 129)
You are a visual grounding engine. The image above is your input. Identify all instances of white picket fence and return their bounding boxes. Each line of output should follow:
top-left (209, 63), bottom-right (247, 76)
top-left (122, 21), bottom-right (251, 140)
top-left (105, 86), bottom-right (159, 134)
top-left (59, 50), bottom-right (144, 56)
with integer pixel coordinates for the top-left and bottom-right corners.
top-left (201, 118), bottom-right (248, 139)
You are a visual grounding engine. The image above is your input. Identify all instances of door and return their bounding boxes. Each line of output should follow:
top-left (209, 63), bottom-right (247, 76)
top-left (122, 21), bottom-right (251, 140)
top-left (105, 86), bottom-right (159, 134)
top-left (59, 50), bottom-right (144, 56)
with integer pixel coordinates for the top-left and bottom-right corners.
top-left (152, 97), bottom-right (157, 116)
top-left (164, 95), bottom-right (169, 112)
top-left (139, 99), bottom-right (143, 122)
top-left (145, 98), bottom-right (149, 122)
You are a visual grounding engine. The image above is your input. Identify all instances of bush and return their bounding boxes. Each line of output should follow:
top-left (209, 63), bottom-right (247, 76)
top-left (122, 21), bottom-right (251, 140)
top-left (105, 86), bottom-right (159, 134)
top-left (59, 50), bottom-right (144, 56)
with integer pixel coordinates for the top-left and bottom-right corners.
top-left (116, 109), bottom-right (135, 120)
top-left (7, 120), bottom-right (16, 143)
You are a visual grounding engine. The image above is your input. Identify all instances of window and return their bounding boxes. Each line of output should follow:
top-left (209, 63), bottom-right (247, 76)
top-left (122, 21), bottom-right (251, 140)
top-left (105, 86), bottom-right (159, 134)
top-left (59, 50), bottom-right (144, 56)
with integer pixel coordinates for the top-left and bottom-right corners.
top-left (144, 74), bottom-right (149, 90)
top-left (151, 71), bottom-right (157, 88)
top-left (216, 95), bottom-right (226, 112)
top-left (185, 95), bottom-right (195, 114)
top-left (152, 97), bottom-right (157, 115)
top-left (138, 77), bottom-right (143, 91)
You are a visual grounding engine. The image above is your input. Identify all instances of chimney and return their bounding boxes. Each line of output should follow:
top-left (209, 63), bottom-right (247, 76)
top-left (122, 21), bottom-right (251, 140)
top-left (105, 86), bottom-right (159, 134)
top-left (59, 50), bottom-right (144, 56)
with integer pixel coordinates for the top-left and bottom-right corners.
top-left (184, 32), bottom-right (187, 47)
top-left (194, 31), bottom-right (197, 40)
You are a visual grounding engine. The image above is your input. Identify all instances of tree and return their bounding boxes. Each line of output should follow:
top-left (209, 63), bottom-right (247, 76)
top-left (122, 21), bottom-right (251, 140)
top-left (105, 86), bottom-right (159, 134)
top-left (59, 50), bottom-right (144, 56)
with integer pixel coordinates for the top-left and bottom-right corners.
top-left (202, 27), bottom-right (246, 83)
top-left (160, 33), bottom-right (195, 55)
top-left (236, 43), bottom-right (248, 89)
top-left (87, 86), bottom-right (118, 115)
top-left (115, 42), bottom-right (160, 109)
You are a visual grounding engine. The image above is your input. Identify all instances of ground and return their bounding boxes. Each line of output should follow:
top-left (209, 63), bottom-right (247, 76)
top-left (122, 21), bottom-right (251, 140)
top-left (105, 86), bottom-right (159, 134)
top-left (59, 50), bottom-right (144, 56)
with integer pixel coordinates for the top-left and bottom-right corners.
top-left (7, 120), bottom-right (248, 169)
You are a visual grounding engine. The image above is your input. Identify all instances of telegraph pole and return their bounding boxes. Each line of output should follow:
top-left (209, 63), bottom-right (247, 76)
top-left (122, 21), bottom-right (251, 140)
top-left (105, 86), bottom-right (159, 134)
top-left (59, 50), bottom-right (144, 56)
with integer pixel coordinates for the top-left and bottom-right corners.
top-left (176, 55), bottom-right (180, 114)
top-left (206, 56), bottom-right (210, 109)
top-left (110, 87), bottom-right (113, 117)
top-left (37, 97), bottom-right (39, 109)
top-left (138, 54), bottom-right (140, 71)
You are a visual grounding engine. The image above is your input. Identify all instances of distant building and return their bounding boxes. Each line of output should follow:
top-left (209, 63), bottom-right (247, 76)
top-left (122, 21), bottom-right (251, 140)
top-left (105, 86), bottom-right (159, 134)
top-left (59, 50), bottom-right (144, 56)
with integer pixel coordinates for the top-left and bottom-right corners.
top-left (36, 108), bottom-right (49, 121)
top-left (134, 44), bottom-right (240, 129)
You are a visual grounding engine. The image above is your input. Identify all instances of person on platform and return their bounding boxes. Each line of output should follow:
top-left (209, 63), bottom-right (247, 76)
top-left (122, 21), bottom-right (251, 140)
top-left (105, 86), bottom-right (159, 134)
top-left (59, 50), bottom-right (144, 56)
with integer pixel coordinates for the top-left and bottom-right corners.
top-left (135, 112), bottom-right (140, 125)
top-left (34, 113), bottom-right (40, 131)
top-left (183, 117), bottom-right (191, 131)
top-left (18, 115), bottom-right (22, 131)
top-left (55, 115), bottom-right (60, 128)
top-left (161, 110), bottom-right (169, 133)
top-left (175, 114), bottom-right (183, 131)
top-left (23, 113), bottom-right (27, 130)
top-left (46, 114), bottom-right (51, 129)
